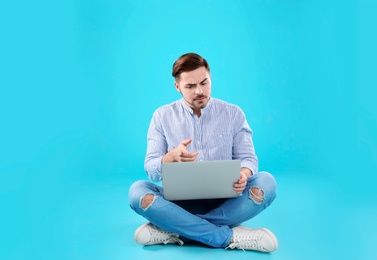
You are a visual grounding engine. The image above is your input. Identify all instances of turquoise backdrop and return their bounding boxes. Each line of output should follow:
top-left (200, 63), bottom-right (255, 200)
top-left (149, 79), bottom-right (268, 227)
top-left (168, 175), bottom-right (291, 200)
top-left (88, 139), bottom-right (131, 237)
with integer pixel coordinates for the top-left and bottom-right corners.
top-left (1, 1), bottom-right (376, 259)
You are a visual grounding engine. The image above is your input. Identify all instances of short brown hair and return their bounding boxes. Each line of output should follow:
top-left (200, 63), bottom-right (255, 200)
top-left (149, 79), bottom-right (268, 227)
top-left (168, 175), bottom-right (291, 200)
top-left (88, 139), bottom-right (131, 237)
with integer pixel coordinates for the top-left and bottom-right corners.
top-left (172, 53), bottom-right (210, 80)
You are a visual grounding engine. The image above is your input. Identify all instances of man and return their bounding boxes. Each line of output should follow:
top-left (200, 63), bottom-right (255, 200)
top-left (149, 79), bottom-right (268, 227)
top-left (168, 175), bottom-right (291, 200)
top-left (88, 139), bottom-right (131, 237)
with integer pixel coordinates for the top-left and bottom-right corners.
top-left (128, 53), bottom-right (278, 252)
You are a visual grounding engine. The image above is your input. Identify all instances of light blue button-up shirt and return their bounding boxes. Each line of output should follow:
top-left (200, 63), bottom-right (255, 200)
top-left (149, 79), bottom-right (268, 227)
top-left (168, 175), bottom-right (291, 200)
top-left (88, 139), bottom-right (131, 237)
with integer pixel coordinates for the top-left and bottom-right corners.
top-left (144, 97), bottom-right (258, 182)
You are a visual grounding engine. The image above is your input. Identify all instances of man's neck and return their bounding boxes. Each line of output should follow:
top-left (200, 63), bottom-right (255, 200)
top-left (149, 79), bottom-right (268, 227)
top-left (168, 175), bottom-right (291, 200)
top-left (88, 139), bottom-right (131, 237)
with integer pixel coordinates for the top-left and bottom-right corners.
top-left (194, 109), bottom-right (201, 117)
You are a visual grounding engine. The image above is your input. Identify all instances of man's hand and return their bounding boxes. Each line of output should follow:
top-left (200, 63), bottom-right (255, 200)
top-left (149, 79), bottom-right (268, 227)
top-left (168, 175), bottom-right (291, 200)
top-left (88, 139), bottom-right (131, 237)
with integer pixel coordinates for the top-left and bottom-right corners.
top-left (234, 171), bottom-right (248, 194)
top-left (162, 138), bottom-right (199, 163)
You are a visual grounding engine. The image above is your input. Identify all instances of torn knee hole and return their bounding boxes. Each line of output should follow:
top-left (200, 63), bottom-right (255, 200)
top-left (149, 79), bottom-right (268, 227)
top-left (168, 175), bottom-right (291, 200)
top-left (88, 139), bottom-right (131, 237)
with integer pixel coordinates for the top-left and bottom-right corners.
top-left (249, 187), bottom-right (264, 204)
top-left (141, 194), bottom-right (155, 210)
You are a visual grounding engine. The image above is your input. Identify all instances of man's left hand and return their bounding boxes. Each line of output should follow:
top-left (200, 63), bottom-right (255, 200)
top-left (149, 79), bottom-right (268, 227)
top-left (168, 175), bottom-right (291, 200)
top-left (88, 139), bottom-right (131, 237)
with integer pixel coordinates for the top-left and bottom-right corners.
top-left (234, 171), bottom-right (248, 194)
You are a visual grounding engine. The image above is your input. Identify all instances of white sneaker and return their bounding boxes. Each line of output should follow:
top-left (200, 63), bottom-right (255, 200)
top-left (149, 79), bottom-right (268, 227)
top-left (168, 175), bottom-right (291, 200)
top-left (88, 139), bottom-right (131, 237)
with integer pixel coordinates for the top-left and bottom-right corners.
top-left (227, 226), bottom-right (278, 252)
top-left (134, 223), bottom-right (184, 246)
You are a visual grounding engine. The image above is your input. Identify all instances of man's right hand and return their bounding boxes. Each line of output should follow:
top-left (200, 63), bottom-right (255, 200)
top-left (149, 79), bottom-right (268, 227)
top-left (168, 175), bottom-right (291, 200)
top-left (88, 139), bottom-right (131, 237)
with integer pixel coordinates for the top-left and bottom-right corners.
top-left (162, 138), bottom-right (199, 163)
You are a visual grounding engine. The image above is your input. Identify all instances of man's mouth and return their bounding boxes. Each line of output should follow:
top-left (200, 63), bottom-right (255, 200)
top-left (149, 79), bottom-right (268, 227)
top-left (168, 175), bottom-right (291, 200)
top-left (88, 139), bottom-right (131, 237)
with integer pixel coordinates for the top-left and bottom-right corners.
top-left (194, 96), bottom-right (206, 101)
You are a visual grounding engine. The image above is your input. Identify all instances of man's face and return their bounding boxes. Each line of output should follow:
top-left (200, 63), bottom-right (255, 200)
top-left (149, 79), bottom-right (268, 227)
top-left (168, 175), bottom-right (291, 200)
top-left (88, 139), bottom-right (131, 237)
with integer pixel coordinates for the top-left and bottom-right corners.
top-left (174, 66), bottom-right (212, 115)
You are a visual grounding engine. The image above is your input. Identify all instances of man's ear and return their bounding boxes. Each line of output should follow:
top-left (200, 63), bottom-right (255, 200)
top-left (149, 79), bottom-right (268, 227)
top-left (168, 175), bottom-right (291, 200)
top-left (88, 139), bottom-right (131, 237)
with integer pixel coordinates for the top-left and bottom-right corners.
top-left (174, 82), bottom-right (181, 93)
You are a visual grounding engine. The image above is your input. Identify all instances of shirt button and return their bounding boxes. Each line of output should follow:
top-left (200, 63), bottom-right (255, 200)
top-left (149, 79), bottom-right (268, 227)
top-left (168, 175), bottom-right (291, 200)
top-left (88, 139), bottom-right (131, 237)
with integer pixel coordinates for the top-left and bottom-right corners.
top-left (197, 141), bottom-right (201, 144)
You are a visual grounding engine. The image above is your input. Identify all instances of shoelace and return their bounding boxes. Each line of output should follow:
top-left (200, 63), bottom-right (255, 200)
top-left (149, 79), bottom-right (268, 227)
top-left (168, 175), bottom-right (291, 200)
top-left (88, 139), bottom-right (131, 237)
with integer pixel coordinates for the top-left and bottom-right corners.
top-left (226, 234), bottom-right (264, 251)
top-left (163, 237), bottom-right (184, 246)
top-left (150, 227), bottom-right (184, 245)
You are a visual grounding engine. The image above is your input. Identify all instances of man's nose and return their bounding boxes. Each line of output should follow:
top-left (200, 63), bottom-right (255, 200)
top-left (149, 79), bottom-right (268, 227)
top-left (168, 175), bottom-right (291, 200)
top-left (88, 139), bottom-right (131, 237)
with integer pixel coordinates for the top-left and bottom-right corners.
top-left (195, 86), bottom-right (203, 95)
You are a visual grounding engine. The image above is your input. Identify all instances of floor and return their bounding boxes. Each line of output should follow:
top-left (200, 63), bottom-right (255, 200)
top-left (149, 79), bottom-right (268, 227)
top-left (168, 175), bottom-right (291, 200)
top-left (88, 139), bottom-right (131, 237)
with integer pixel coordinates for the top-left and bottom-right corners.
top-left (2, 168), bottom-right (375, 260)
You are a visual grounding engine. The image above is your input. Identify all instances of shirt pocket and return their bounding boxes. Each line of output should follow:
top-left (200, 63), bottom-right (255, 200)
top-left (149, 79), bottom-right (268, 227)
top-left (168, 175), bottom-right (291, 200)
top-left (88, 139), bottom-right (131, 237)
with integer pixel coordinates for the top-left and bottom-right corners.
top-left (206, 133), bottom-right (233, 159)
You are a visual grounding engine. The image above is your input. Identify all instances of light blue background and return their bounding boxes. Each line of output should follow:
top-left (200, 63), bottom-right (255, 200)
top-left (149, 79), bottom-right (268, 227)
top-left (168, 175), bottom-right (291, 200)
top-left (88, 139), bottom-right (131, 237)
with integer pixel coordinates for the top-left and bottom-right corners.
top-left (1, 0), bottom-right (376, 259)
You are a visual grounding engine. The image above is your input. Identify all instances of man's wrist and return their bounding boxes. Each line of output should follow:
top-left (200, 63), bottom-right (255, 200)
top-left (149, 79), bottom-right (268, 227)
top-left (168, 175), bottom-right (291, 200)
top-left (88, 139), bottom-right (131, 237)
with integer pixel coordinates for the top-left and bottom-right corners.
top-left (162, 152), bottom-right (173, 164)
top-left (241, 167), bottom-right (253, 178)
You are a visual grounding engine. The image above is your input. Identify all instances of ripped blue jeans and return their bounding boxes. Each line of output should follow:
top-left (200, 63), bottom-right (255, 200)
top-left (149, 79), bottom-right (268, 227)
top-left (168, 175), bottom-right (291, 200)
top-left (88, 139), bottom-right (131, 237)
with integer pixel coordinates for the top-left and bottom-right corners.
top-left (128, 171), bottom-right (276, 248)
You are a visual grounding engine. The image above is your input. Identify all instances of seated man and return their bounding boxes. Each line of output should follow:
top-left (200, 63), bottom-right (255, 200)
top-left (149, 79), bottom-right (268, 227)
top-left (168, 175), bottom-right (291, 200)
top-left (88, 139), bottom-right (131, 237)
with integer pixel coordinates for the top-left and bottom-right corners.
top-left (128, 53), bottom-right (278, 252)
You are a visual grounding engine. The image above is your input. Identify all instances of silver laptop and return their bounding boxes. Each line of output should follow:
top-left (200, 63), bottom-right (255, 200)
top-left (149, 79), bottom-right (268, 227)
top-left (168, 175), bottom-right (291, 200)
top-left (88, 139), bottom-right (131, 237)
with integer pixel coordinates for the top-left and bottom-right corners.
top-left (162, 160), bottom-right (240, 200)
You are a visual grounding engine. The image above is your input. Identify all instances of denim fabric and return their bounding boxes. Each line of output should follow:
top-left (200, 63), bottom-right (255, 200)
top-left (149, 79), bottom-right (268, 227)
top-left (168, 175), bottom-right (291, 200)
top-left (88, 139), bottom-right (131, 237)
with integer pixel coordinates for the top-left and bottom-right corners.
top-left (128, 171), bottom-right (276, 248)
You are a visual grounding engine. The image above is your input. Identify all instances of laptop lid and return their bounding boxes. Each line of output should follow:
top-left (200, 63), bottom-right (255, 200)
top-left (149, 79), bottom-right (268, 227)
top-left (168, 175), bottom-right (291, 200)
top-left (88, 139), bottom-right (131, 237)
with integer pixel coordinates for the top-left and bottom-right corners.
top-left (162, 160), bottom-right (240, 200)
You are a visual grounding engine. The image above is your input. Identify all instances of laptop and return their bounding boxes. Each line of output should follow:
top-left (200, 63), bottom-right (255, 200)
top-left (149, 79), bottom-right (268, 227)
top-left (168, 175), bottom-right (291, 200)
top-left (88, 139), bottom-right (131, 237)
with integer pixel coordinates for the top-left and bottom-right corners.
top-left (162, 160), bottom-right (240, 200)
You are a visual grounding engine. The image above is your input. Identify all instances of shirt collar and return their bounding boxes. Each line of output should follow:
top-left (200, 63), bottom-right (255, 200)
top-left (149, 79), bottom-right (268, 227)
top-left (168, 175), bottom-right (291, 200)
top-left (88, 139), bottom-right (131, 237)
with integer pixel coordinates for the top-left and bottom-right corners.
top-left (180, 97), bottom-right (213, 116)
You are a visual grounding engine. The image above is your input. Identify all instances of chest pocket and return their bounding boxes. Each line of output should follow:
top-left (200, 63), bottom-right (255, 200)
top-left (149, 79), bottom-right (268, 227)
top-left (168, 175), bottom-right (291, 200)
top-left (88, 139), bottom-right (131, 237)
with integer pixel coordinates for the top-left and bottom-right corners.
top-left (205, 133), bottom-right (233, 159)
